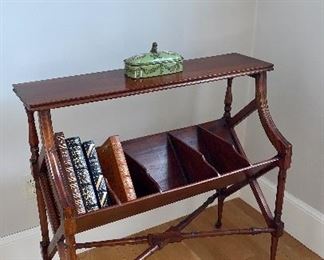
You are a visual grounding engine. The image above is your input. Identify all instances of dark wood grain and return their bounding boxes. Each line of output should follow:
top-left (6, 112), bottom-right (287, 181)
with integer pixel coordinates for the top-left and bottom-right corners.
top-left (124, 154), bottom-right (163, 197)
top-left (75, 158), bottom-right (279, 234)
top-left (122, 132), bottom-right (188, 192)
top-left (13, 53), bottom-right (273, 111)
top-left (197, 126), bottom-right (250, 174)
top-left (121, 119), bottom-right (242, 191)
top-left (167, 133), bottom-right (219, 183)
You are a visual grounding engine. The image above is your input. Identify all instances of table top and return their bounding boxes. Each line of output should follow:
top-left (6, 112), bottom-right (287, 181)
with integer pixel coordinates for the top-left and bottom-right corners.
top-left (13, 53), bottom-right (273, 111)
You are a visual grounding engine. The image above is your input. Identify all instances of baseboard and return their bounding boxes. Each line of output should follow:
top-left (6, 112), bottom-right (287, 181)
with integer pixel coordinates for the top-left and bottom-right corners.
top-left (240, 176), bottom-right (324, 259)
top-left (0, 191), bottom-right (238, 260)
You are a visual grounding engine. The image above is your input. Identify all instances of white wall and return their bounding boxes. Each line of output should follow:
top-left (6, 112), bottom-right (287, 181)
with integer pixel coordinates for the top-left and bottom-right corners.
top-left (244, 0), bottom-right (324, 213)
top-left (0, 1), bottom-right (256, 237)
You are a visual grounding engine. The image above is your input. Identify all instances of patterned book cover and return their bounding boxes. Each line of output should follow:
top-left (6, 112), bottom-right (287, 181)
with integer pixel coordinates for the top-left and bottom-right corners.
top-left (66, 137), bottom-right (99, 212)
top-left (54, 132), bottom-right (86, 214)
top-left (82, 140), bottom-right (111, 208)
top-left (97, 135), bottom-right (137, 203)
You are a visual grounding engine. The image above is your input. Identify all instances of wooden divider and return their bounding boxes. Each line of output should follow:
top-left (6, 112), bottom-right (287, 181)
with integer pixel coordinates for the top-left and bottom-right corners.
top-left (121, 133), bottom-right (188, 192)
top-left (196, 126), bottom-right (250, 173)
top-left (124, 154), bottom-right (162, 197)
top-left (50, 120), bottom-right (253, 215)
top-left (119, 123), bottom-right (252, 195)
top-left (167, 133), bottom-right (220, 183)
top-left (105, 183), bottom-right (122, 206)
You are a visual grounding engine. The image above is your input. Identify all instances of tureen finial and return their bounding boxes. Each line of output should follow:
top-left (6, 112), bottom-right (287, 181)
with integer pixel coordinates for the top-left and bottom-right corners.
top-left (150, 42), bottom-right (158, 54)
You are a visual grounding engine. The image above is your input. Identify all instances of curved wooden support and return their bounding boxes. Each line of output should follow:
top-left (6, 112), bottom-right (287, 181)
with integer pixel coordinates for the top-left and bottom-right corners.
top-left (255, 72), bottom-right (292, 170)
top-left (254, 73), bottom-right (292, 259)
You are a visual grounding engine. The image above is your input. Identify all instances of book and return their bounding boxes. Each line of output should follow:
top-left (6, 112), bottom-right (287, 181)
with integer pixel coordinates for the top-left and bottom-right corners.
top-left (66, 137), bottom-right (99, 212)
top-left (82, 140), bottom-right (111, 208)
top-left (97, 135), bottom-right (137, 203)
top-left (54, 132), bottom-right (86, 214)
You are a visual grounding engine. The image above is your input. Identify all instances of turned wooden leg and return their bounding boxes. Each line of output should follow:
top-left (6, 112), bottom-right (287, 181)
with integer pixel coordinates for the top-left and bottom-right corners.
top-left (26, 109), bottom-right (50, 260)
top-left (215, 191), bottom-right (225, 228)
top-left (270, 235), bottom-right (279, 260)
top-left (64, 216), bottom-right (77, 260)
top-left (36, 184), bottom-right (50, 260)
top-left (270, 168), bottom-right (287, 260)
top-left (223, 78), bottom-right (233, 119)
top-left (65, 234), bottom-right (77, 260)
top-left (254, 72), bottom-right (292, 259)
top-left (215, 78), bottom-right (232, 229)
top-left (57, 240), bottom-right (67, 260)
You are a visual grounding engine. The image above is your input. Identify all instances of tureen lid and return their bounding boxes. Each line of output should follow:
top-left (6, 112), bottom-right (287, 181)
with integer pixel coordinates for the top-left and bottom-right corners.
top-left (124, 42), bottom-right (183, 66)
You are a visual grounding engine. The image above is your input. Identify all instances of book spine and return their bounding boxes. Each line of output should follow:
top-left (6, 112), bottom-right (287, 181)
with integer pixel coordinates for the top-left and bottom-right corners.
top-left (55, 132), bottom-right (86, 214)
top-left (66, 137), bottom-right (99, 212)
top-left (109, 136), bottom-right (137, 201)
top-left (82, 140), bottom-right (110, 208)
top-left (96, 135), bottom-right (137, 202)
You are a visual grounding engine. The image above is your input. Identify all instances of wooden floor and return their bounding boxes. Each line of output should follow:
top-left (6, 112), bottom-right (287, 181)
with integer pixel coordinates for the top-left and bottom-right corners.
top-left (78, 198), bottom-right (320, 260)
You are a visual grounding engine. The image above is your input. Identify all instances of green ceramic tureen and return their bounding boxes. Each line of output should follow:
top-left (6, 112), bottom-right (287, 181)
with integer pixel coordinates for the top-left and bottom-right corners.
top-left (124, 42), bottom-right (184, 79)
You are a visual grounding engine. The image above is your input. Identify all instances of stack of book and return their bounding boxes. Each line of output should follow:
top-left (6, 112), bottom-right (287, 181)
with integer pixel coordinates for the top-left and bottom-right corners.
top-left (54, 133), bottom-right (137, 214)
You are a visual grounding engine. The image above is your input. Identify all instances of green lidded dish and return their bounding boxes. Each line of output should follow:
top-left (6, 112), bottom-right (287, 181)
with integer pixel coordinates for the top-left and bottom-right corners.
top-left (124, 42), bottom-right (184, 79)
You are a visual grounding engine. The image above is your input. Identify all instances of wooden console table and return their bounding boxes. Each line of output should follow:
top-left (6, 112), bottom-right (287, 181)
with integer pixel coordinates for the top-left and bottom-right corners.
top-left (13, 53), bottom-right (292, 260)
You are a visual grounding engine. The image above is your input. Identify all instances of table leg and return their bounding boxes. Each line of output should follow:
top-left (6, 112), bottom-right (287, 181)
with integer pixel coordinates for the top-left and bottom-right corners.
top-left (270, 168), bottom-right (287, 260)
top-left (26, 109), bottom-right (50, 260)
